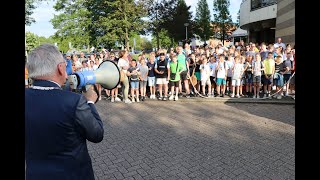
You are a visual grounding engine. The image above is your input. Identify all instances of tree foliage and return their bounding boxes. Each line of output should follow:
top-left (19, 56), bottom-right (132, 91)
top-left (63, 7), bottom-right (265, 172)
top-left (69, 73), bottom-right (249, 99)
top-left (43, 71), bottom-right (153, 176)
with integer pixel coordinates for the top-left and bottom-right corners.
top-left (194, 0), bottom-right (213, 41)
top-left (51, 0), bottom-right (91, 51)
top-left (85, 0), bottom-right (147, 49)
top-left (151, 29), bottom-right (173, 49)
top-left (160, 0), bottom-right (193, 43)
top-left (236, 9), bottom-right (240, 27)
top-left (25, 32), bottom-right (55, 51)
top-left (212, 0), bottom-right (233, 44)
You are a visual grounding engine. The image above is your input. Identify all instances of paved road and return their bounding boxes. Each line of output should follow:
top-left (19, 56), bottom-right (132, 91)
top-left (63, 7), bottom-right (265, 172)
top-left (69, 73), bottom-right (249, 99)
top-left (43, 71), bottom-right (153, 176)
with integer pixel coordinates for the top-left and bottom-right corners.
top-left (89, 100), bottom-right (295, 180)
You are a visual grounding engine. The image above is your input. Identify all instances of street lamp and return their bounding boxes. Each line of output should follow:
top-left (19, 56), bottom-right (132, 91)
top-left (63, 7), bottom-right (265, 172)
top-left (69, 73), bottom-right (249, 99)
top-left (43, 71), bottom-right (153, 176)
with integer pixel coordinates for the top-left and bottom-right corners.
top-left (184, 23), bottom-right (189, 41)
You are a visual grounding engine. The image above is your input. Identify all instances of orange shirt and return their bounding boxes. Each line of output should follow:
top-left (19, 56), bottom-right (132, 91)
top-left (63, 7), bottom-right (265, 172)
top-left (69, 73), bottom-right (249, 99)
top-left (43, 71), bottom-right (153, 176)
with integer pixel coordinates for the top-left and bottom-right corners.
top-left (25, 67), bottom-right (28, 80)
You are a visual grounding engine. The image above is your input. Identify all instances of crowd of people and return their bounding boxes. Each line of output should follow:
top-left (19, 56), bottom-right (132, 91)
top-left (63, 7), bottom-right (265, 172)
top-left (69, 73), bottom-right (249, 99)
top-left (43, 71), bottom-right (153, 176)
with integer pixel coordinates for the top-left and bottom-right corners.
top-left (25, 37), bottom-right (296, 103)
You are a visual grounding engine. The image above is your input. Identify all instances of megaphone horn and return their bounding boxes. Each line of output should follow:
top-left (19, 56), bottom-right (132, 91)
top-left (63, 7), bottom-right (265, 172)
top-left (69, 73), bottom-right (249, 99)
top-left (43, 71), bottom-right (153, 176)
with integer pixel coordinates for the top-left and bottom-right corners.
top-left (68, 60), bottom-right (121, 90)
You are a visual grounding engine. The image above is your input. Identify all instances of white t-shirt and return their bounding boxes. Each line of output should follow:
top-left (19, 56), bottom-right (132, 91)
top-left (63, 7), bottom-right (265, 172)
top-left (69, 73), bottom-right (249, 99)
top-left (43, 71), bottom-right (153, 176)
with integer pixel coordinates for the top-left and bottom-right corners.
top-left (232, 63), bottom-right (244, 79)
top-left (252, 60), bottom-right (263, 76)
top-left (226, 60), bottom-right (234, 77)
top-left (274, 42), bottom-right (286, 50)
top-left (74, 61), bottom-right (82, 69)
top-left (208, 62), bottom-right (217, 77)
top-left (118, 58), bottom-right (129, 73)
top-left (199, 64), bottom-right (211, 81)
top-left (216, 61), bottom-right (228, 78)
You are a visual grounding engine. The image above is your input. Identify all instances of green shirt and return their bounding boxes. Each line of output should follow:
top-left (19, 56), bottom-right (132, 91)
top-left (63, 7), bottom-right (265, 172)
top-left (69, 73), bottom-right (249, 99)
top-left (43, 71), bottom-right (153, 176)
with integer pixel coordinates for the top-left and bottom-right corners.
top-left (169, 62), bottom-right (184, 82)
top-left (177, 53), bottom-right (187, 71)
top-left (263, 58), bottom-right (275, 75)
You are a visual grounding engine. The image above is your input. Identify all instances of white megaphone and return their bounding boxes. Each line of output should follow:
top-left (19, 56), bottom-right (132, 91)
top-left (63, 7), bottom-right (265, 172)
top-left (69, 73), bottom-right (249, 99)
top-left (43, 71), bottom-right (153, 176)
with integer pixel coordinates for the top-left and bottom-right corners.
top-left (67, 60), bottom-right (121, 91)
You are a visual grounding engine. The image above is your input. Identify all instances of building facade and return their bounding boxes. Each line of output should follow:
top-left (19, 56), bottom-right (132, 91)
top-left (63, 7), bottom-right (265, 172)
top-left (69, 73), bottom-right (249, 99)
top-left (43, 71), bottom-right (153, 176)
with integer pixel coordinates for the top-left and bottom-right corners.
top-left (239, 0), bottom-right (295, 46)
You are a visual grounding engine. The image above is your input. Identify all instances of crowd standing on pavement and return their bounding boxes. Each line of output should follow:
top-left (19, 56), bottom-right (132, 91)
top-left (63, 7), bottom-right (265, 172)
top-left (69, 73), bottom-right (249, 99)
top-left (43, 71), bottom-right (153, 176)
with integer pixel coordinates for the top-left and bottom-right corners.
top-left (25, 37), bottom-right (295, 103)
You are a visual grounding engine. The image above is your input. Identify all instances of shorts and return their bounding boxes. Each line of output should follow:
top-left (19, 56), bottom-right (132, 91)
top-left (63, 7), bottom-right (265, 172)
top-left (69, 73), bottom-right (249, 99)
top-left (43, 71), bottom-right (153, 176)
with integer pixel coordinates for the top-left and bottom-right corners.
top-left (169, 80), bottom-right (179, 88)
top-left (139, 81), bottom-right (147, 88)
top-left (245, 73), bottom-right (253, 84)
top-left (210, 76), bottom-right (216, 86)
top-left (232, 79), bottom-right (241, 86)
top-left (274, 78), bottom-right (284, 87)
top-left (216, 78), bottom-right (226, 86)
top-left (283, 74), bottom-right (291, 84)
top-left (263, 74), bottom-right (273, 85)
top-left (180, 70), bottom-right (188, 80)
top-left (195, 72), bottom-right (201, 80)
top-left (130, 81), bottom-right (139, 89)
top-left (156, 78), bottom-right (168, 85)
top-left (252, 75), bottom-right (261, 83)
top-left (148, 76), bottom-right (156, 86)
top-left (201, 78), bottom-right (211, 86)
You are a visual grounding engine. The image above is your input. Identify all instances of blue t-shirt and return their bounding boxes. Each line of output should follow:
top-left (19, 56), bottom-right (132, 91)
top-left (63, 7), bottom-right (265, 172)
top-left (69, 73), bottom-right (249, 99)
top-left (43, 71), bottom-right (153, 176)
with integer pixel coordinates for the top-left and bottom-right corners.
top-left (147, 62), bottom-right (155, 77)
top-left (66, 59), bottom-right (73, 75)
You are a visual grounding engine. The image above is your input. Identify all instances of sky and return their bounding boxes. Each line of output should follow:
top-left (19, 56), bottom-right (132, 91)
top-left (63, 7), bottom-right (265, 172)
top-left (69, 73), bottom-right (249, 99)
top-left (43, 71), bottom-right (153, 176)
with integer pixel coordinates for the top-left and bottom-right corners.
top-left (25, 0), bottom-right (242, 39)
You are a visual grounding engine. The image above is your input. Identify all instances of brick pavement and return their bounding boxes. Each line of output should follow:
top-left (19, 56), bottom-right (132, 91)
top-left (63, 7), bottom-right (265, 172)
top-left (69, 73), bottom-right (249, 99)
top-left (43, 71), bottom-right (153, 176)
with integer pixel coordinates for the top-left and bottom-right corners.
top-left (88, 100), bottom-right (295, 180)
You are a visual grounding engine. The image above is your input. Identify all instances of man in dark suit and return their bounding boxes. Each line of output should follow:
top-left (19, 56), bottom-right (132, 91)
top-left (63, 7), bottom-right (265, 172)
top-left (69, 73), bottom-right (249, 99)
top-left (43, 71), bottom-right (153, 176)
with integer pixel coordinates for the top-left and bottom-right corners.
top-left (25, 44), bottom-right (104, 180)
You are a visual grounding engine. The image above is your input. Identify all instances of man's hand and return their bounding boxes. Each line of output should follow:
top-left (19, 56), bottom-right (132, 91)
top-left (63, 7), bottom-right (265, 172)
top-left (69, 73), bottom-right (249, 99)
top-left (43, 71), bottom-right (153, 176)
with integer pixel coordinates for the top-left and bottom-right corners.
top-left (83, 85), bottom-right (98, 102)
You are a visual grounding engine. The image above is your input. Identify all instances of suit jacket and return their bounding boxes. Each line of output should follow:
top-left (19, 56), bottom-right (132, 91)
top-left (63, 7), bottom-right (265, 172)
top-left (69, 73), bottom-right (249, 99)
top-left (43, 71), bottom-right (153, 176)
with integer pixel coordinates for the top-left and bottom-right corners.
top-left (25, 80), bottom-right (104, 180)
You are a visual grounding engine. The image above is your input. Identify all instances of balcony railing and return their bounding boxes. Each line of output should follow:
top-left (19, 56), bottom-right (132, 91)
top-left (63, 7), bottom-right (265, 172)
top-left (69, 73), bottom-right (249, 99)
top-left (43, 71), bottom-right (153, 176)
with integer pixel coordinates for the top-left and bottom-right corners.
top-left (251, 0), bottom-right (277, 11)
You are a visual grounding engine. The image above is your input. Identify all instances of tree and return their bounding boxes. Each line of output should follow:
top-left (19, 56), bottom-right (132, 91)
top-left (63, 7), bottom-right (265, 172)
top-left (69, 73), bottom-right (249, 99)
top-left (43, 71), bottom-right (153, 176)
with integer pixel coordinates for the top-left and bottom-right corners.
top-left (51, 0), bottom-right (91, 51)
top-left (151, 29), bottom-right (173, 49)
top-left (194, 0), bottom-right (213, 42)
top-left (25, 32), bottom-right (39, 51)
top-left (236, 9), bottom-right (240, 27)
top-left (160, 0), bottom-right (192, 45)
top-left (212, 0), bottom-right (233, 45)
top-left (85, 0), bottom-right (147, 50)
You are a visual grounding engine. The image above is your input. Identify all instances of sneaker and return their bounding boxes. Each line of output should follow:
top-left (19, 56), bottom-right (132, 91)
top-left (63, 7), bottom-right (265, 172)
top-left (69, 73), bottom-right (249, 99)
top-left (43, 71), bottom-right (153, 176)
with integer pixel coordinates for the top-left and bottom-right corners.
top-left (178, 93), bottom-right (183, 98)
top-left (186, 94), bottom-right (190, 98)
top-left (158, 96), bottom-right (163, 100)
top-left (263, 94), bottom-right (267, 98)
top-left (276, 94), bottom-right (282, 99)
top-left (174, 96), bottom-right (178, 101)
top-left (231, 94), bottom-right (234, 98)
top-left (221, 94), bottom-right (225, 98)
top-left (163, 97), bottom-right (168, 101)
top-left (124, 99), bottom-right (132, 104)
top-left (136, 96), bottom-right (140, 103)
top-left (111, 98), bottom-right (115, 102)
top-left (284, 92), bottom-right (288, 97)
top-left (115, 97), bottom-right (121, 102)
top-left (253, 96), bottom-right (256, 99)
top-left (169, 95), bottom-right (174, 100)
top-left (236, 94), bottom-right (240, 98)
top-left (292, 95), bottom-right (295, 100)
top-left (141, 96), bottom-right (145, 101)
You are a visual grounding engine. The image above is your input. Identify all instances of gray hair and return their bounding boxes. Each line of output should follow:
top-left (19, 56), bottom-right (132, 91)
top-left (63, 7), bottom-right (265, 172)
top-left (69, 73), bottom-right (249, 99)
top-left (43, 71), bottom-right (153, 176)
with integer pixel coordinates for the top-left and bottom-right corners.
top-left (27, 43), bottom-right (64, 78)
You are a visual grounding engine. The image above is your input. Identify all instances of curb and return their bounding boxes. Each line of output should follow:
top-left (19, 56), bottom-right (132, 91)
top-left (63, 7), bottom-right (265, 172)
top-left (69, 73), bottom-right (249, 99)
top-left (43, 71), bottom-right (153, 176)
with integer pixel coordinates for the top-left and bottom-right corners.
top-left (143, 97), bottom-right (295, 105)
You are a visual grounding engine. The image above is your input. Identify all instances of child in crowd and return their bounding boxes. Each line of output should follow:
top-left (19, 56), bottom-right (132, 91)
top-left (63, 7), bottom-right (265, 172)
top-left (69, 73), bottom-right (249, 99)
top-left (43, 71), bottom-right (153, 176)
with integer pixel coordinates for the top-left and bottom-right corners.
top-left (168, 55), bottom-right (184, 101)
top-left (274, 55), bottom-right (285, 99)
top-left (127, 59), bottom-right (141, 102)
top-left (231, 56), bottom-right (244, 98)
top-left (200, 57), bottom-right (212, 97)
top-left (252, 54), bottom-right (264, 98)
top-left (139, 58), bottom-right (148, 101)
